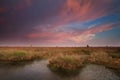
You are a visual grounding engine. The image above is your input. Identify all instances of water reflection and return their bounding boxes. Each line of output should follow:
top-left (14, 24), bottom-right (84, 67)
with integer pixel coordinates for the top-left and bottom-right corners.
top-left (0, 60), bottom-right (119, 80)
top-left (0, 60), bottom-right (61, 80)
top-left (79, 64), bottom-right (120, 80)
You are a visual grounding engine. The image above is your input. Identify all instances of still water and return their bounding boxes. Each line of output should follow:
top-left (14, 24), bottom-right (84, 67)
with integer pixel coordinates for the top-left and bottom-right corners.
top-left (0, 60), bottom-right (119, 80)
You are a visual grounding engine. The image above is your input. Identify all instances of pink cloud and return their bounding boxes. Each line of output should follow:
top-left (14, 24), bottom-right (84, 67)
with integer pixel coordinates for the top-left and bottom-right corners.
top-left (70, 23), bottom-right (115, 43)
top-left (59, 0), bottom-right (112, 22)
top-left (42, 0), bottom-right (113, 30)
top-left (71, 34), bottom-right (95, 43)
top-left (28, 23), bottom-right (115, 43)
top-left (27, 31), bottom-right (72, 43)
top-left (27, 0), bottom-right (117, 43)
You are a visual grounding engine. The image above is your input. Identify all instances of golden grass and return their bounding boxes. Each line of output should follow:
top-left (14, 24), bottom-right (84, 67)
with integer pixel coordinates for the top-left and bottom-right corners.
top-left (0, 47), bottom-right (93, 62)
top-left (48, 55), bottom-right (87, 70)
top-left (48, 54), bottom-right (89, 75)
top-left (0, 47), bottom-right (119, 70)
top-left (88, 51), bottom-right (120, 69)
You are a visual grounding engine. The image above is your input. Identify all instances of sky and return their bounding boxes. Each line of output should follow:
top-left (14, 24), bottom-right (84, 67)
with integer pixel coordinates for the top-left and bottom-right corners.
top-left (0, 0), bottom-right (120, 47)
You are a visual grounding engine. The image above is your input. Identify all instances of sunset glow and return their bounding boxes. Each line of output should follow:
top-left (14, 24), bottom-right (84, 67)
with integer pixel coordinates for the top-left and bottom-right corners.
top-left (0, 0), bottom-right (120, 46)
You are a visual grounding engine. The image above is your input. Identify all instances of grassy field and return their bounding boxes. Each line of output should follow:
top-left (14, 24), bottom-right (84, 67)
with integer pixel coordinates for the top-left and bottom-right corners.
top-left (0, 47), bottom-right (94, 61)
top-left (0, 47), bottom-right (120, 73)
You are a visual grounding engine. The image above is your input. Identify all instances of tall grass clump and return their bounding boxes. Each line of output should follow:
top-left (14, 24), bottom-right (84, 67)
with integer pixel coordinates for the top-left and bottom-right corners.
top-left (0, 50), bottom-right (40, 62)
top-left (88, 51), bottom-right (120, 69)
top-left (4, 51), bottom-right (30, 61)
top-left (48, 55), bottom-right (87, 75)
top-left (10, 51), bottom-right (27, 61)
top-left (88, 52), bottom-right (111, 64)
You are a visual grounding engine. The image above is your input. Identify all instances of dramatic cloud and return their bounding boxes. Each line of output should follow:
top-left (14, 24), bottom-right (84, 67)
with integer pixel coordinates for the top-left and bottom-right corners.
top-left (0, 0), bottom-right (120, 46)
top-left (44, 0), bottom-right (113, 29)
top-left (28, 22), bottom-right (119, 44)
top-left (70, 23), bottom-right (118, 42)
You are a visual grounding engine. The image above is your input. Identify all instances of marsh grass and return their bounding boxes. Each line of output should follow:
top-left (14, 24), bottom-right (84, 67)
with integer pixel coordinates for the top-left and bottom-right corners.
top-left (88, 51), bottom-right (120, 69)
top-left (0, 50), bottom-right (42, 62)
top-left (0, 47), bottom-right (120, 70)
top-left (48, 54), bottom-right (88, 75)
top-left (48, 48), bottom-right (120, 75)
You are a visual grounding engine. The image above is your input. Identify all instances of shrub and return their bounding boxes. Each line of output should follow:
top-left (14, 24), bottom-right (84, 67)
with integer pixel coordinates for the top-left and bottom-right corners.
top-left (88, 52), bottom-right (111, 64)
top-left (48, 55), bottom-right (86, 75)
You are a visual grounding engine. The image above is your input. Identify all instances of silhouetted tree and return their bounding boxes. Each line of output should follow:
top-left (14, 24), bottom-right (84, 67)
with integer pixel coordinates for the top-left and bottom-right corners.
top-left (87, 45), bottom-right (90, 48)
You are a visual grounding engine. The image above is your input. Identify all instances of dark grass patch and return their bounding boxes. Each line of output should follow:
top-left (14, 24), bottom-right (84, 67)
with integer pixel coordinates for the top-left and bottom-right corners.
top-left (48, 64), bottom-right (81, 77)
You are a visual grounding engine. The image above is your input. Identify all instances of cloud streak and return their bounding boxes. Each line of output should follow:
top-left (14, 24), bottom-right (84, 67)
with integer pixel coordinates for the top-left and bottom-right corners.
top-left (28, 22), bottom-right (119, 43)
top-left (0, 0), bottom-right (120, 46)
